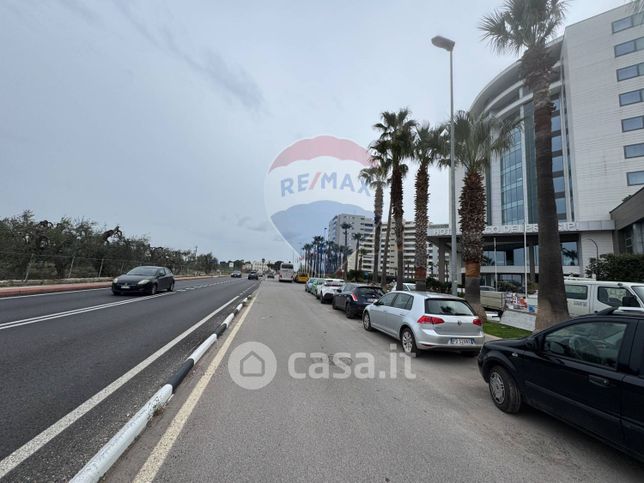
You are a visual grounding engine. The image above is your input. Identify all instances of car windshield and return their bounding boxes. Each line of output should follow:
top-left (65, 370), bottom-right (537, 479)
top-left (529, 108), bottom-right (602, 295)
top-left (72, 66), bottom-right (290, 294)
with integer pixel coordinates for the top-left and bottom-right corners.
top-left (357, 288), bottom-right (384, 298)
top-left (326, 281), bottom-right (343, 286)
top-left (127, 267), bottom-right (158, 276)
top-left (632, 286), bottom-right (644, 305)
top-left (425, 299), bottom-right (474, 316)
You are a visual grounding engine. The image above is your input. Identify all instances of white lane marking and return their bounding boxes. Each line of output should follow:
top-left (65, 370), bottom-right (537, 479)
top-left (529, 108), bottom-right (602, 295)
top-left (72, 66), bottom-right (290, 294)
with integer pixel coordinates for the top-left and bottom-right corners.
top-left (0, 295), bottom-right (240, 479)
top-left (0, 287), bottom-right (109, 301)
top-left (0, 293), bottom-right (171, 331)
top-left (133, 294), bottom-right (257, 483)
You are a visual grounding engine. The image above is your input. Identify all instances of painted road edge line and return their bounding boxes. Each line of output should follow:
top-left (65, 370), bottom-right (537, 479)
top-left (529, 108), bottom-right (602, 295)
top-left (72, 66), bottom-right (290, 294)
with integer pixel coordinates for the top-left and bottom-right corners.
top-left (0, 296), bottom-right (239, 480)
top-left (71, 294), bottom-right (254, 483)
top-left (133, 293), bottom-right (257, 483)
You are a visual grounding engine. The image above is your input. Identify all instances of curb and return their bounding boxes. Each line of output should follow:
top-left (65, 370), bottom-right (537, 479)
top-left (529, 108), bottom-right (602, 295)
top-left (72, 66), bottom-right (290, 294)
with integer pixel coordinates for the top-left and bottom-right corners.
top-left (70, 293), bottom-right (254, 483)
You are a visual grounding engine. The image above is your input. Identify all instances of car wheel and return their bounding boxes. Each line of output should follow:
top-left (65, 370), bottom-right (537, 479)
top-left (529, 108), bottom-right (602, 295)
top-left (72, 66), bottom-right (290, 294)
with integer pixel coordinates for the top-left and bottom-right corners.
top-left (149, 284), bottom-right (157, 296)
top-left (320, 295), bottom-right (326, 304)
top-left (400, 328), bottom-right (418, 355)
top-left (488, 365), bottom-right (522, 413)
top-left (362, 312), bottom-right (372, 331)
top-left (345, 303), bottom-right (353, 319)
top-left (167, 281), bottom-right (175, 292)
top-left (112, 290), bottom-right (119, 296)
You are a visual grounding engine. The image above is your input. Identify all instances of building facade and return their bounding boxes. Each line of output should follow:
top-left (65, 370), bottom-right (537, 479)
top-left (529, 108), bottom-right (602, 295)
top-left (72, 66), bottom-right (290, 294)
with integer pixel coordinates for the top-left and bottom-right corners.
top-left (328, 213), bottom-right (374, 252)
top-left (430, 5), bottom-right (644, 287)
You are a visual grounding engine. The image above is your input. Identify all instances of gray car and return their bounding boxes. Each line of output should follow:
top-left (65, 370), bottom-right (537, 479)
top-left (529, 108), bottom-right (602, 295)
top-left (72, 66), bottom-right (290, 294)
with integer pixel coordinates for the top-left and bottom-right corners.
top-left (362, 291), bottom-right (484, 355)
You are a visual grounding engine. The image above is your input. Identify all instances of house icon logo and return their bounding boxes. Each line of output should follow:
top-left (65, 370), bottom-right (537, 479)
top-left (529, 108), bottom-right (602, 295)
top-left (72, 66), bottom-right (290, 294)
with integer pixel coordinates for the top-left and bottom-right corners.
top-left (228, 342), bottom-right (277, 390)
top-left (240, 351), bottom-right (265, 377)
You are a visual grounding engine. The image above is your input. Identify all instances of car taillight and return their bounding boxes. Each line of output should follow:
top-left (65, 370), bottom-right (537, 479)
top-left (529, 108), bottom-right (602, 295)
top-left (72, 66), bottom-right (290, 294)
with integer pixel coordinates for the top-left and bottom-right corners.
top-left (351, 293), bottom-right (358, 302)
top-left (417, 315), bottom-right (444, 325)
top-left (473, 318), bottom-right (482, 326)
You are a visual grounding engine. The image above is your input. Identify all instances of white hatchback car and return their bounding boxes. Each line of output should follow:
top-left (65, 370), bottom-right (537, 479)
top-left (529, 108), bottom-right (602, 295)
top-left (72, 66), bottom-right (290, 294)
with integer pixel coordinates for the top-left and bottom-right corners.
top-left (363, 291), bottom-right (485, 356)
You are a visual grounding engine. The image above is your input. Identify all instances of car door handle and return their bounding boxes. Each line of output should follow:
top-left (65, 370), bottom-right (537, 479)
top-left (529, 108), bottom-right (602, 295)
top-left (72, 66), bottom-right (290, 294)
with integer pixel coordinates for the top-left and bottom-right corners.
top-left (588, 375), bottom-right (610, 387)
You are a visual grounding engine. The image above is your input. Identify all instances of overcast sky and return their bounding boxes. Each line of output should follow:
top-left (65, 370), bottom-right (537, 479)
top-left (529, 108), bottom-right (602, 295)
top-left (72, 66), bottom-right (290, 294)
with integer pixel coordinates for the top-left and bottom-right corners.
top-left (0, 0), bottom-right (624, 262)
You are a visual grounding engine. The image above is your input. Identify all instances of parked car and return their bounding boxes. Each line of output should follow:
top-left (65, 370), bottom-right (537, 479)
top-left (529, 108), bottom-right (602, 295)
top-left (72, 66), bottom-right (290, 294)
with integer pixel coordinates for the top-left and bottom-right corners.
top-left (248, 271), bottom-right (259, 280)
top-left (306, 278), bottom-right (323, 294)
top-left (294, 273), bottom-right (310, 284)
top-left (362, 291), bottom-right (484, 355)
top-left (564, 279), bottom-right (643, 316)
top-left (478, 307), bottom-right (644, 463)
top-left (267, 271), bottom-right (275, 279)
top-left (112, 266), bottom-right (174, 295)
top-left (333, 284), bottom-right (384, 318)
top-left (319, 279), bottom-right (345, 304)
top-left (315, 278), bottom-right (336, 298)
top-left (231, 271), bottom-right (242, 278)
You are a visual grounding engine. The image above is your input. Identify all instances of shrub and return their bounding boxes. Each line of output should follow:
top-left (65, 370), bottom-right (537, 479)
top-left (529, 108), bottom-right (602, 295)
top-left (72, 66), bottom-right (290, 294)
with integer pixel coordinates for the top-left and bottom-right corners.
top-left (586, 254), bottom-right (644, 282)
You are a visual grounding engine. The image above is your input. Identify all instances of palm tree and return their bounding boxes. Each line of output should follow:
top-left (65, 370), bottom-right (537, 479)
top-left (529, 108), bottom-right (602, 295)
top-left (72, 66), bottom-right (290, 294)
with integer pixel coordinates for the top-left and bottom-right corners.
top-left (481, 0), bottom-right (570, 330)
top-left (373, 109), bottom-right (417, 291)
top-left (359, 248), bottom-right (368, 276)
top-left (340, 222), bottom-right (353, 279)
top-left (312, 235), bottom-right (324, 277)
top-left (452, 110), bottom-right (517, 318)
top-left (359, 152), bottom-right (390, 286)
top-left (302, 243), bottom-right (312, 274)
top-left (413, 123), bottom-right (447, 292)
top-left (352, 232), bottom-right (364, 279)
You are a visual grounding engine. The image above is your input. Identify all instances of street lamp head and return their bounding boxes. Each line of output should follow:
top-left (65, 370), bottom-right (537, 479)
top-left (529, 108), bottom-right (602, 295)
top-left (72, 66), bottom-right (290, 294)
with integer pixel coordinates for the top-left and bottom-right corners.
top-left (431, 35), bottom-right (455, 52)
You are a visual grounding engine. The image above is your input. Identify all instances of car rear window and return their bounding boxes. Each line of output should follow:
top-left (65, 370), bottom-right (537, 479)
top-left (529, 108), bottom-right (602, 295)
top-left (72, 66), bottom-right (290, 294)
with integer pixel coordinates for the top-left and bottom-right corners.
top-left (357, 288), bottom-right (384, 298)
top-left (425, 299), bottom-right (474, 316)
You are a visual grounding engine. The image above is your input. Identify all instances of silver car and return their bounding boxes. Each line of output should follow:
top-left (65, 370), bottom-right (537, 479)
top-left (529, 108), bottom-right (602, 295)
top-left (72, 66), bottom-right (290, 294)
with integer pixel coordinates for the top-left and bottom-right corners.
top-left (362, 291), bottom-right (484, 355)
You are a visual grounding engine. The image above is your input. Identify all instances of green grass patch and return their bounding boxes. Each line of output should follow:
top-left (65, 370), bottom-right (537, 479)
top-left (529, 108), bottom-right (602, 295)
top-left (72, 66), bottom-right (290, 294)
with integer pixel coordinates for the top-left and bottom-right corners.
top-left (483, 322), bottom-right (532, 339)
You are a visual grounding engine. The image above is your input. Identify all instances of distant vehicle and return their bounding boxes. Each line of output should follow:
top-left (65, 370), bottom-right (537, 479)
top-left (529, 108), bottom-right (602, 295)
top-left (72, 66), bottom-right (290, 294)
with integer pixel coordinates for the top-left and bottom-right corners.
top-left (294, 273), bottom-right (310, 284)
top-left (480, 285), bottom-right (497, 292)
top-left (316, 278), bottom-right (342, 299)
top-left (332, 284), bottom-right (384, 318)
top-left (248, 271), bottom-right (259, 280)
top-left (319, 280), bottom-right (344, 304)
top-left (478, 307), bottom-right (644, 463)
top-left (402, 283), bottom-right (416, 292)
top-left (112, 266), bottom-right (174, 295)
top-left (306, 278), bottom-right (322, 293)
top-left (267, 272), bottom-right (275, 279)
top-left (362, 291), bottom-right (484, 356)
top-left (279, 263), bottom-right (294, 283)
top-left (231, 271), bottom-right (242, 278)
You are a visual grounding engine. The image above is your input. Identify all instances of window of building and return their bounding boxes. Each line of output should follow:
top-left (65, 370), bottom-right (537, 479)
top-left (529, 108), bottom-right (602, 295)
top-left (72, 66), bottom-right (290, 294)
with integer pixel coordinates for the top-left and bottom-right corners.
top-left (619, 89), bottom-right (643, 106)
top-left (612, 12), bottom-right (644, 33)
top-left (617, 63), bottom-right (644, 81)
top-left (551, 115), bottom-right (561, 132)
top-left (625, 143), bottom-right (644, 158)
top-left (556, 197), bottom-right (567, 216)
top-left (544, 322), bottom-right (627, 369)
top-left (552, 97), bottom-right (561, 113)
top-left (561, 241), bottom-right (578, 266)
top-left (615, 37), bottom-right (644, 57)
top-left (627, 170), bottom-right (644, 186)
top-left (501, 128), bottom-right (524, 224)
top-left (622, 116), bottom-right (644, 132)
top-left (552, 135), bottom-right (562, 152)
top-left (552, 155), bottom-right (564, 173)
top-left (553, 177), bottom-right (565, 194)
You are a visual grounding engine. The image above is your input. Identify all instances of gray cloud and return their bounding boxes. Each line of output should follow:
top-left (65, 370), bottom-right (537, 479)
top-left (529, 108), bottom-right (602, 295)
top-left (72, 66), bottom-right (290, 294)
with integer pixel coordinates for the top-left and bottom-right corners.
top-left (113, 1), bottom-right (264, 110)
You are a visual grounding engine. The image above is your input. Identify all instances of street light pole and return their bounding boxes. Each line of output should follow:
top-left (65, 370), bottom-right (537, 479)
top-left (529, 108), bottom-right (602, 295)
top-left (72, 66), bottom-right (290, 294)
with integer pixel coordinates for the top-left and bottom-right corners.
top-left (432, 35), bottom-right (458, 296)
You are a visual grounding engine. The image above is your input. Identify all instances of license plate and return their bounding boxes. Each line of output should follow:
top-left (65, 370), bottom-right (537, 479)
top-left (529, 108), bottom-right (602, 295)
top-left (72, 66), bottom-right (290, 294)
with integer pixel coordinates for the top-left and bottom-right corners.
top-left (449, 338), bottom-right (475, 345)
top-left (121, 285), bottom-right (129, 289)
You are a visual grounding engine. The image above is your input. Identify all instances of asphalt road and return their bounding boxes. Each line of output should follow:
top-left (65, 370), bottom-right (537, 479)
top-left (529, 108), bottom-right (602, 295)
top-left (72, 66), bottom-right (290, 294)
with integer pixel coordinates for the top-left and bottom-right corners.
top-left (109, 279), bottom-right (644, 483)
top-left (0, 276), bottom-right (258, 481)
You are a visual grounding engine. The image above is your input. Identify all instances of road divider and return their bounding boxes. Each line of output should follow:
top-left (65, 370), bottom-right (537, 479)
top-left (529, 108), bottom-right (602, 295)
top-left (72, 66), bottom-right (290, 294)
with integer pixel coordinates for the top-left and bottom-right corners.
top-left (71, 294), bottom-right (254, 483)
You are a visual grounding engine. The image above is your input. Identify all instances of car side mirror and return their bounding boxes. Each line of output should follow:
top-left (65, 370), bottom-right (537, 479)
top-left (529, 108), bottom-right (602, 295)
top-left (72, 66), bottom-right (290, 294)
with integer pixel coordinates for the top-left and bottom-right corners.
top-left (525, 337), bottom-right (539, 352)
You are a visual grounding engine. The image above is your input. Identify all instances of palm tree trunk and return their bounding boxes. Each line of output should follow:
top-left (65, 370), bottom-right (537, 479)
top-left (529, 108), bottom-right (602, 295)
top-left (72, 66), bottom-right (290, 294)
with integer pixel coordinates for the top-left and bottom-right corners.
top-left (414, 160), bottom-right (429, 291)
top-left (372, 185), bottom-right (383, 284)
top-left (526, 52), bottom-right (569, 331)
top-left (353, 239), bottom-right (360, 277)
top-left (391, 164), bottom-right (405, 290)
top-left (381, 200), bottom-right (393, 289)
top-left (459, 168), bottom-right (486, 319)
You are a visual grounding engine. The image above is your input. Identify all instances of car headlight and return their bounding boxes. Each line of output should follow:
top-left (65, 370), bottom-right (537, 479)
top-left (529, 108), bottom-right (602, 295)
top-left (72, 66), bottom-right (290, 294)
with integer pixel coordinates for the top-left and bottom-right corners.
top-left (113, 278), bottom-right (119, 283)
top-left (138, 279), bottom-right (150, 285)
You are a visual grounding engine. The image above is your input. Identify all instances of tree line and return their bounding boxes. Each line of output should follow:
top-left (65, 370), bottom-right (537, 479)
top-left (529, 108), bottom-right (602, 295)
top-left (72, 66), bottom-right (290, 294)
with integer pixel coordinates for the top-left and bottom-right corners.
top-left (0, 211), bottom-right (219, 280)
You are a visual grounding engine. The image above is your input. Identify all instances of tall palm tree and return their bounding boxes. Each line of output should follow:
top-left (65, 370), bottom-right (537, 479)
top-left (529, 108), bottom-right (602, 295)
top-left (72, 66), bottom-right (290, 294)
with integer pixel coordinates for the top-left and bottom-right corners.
top-left (481, 0), bottom-right (570, 330)
top-left (452, 110), bottom-right (517, 318)
top-left (359, 153), bottom-right (390, 285)
top-left (373, 109), bottom-right (417, 291)
top-left (312, 235), bottom-right (324, 277)
top-left (352, 232), bottom-right (364, 279)
top-left (302, 243), bottom-right (312, 274)
top-left (413, 123), bottom-right (447, 292)
top-left (340, 222), bottom-right (353, 279)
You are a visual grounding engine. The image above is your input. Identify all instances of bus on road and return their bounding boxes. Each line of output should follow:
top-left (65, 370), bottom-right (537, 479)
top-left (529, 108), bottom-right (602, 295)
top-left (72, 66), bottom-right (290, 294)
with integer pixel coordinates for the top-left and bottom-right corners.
top-left (278, 263), bottom-right (294, 282)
